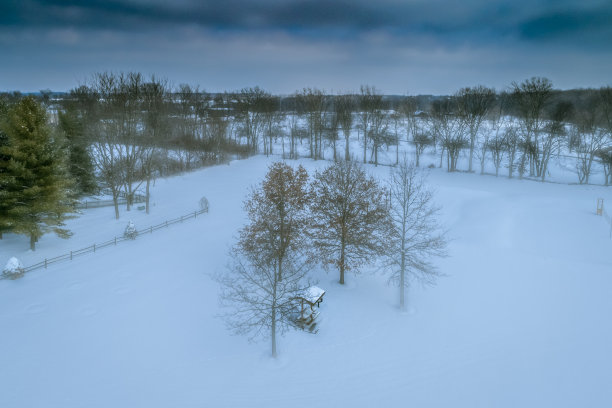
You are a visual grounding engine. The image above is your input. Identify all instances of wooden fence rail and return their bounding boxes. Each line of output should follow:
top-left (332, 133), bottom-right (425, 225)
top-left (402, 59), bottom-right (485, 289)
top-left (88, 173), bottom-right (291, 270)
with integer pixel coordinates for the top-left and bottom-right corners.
top-left (2, 205), bottom-right (208, 279)
top-left (76, 194), bottom-right (146, 210)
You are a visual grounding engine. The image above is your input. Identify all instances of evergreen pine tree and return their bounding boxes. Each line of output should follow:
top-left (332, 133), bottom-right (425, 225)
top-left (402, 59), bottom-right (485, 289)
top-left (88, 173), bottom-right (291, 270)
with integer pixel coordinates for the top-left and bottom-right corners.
top-left (58, 110), bottom-right (97, 195)
top-left (0, 96), bottom-right (11, 239)
top-left (0, 97), bottom-right (76, 250)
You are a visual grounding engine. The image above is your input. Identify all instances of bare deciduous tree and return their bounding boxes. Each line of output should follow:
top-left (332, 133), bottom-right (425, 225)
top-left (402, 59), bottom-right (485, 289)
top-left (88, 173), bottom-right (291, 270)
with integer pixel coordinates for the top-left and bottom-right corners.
top-left (596, 148), bottom-right (612, 186)
top-left (430, 98), bottom-right (467, 172)
top-left (479, 95), bottom-right (509, 175)
top-left (335, 93), bottom-right (355, 161)
top-left (368, 108), bottom-right (391, 167)
top-left (456, 86), bottom-right (496, 173)
top-left (511, 77), bottom-right (553, 178)
top-left (505, 126), bottom-right (520, 179)
top-left (398, 97), bottom-right (428, 166)
top-left (141, 77), bottom-right (170, 214)
top-left (297, 88), bottom-right (327, 160)
top-left (573, 98), bottom-right (609, 184)
top-left (359, 85), bottom-right (383, 164)
top-left (540, 101), bottom-right (573, 182)
top-left (386, 155), bottom-right (447, 310)
top-left (311, 160), bottom-right (392, 284)
top-left (234, 87), bottom-right (268, 152)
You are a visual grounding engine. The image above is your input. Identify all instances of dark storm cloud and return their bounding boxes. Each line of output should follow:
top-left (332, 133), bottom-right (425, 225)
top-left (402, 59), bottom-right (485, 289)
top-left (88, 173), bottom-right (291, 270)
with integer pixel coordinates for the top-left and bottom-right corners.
top-left (520, 8), bottom-right (612, 42)
top-left (2, 0), bottom-right (608, 45)
top-left (0, 0), bottom-right (399, 30)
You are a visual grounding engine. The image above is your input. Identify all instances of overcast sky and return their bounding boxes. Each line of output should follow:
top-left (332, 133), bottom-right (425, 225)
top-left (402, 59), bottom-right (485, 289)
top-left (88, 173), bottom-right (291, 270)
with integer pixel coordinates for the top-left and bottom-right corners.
top-left (1, 0), bottom-right (611, 95)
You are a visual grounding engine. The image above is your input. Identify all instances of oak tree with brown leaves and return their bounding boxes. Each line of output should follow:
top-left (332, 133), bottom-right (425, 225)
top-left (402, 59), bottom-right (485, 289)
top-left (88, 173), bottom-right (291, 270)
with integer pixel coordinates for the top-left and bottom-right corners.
top-left (218, 162), bottom-right (313, 357)
top-left (311, 160), bottom-right (392, 284)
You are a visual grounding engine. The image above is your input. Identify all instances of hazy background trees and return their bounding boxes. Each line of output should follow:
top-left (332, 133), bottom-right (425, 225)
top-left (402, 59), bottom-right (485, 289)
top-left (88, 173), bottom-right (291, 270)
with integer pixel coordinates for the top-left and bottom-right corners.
top-left (358, 85), bottom-right (383, 165)
top-left (3, 72), bottom-right (612, 249)
top-left (511, 77), bottom-right (553, 179)
top-left (335, 93), bottom-right (355, 161)
top-left (429, 97), bottom-right (467, 172)
top-left (456, 86), bottom-right (495, 173)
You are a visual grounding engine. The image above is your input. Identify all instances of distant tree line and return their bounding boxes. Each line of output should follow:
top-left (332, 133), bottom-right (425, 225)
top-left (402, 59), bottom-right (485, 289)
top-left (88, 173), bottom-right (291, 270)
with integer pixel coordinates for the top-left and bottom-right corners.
top-left (54, 74), bottom-right (612, 187)
top-left (2, 73), bottom-right (612, 249)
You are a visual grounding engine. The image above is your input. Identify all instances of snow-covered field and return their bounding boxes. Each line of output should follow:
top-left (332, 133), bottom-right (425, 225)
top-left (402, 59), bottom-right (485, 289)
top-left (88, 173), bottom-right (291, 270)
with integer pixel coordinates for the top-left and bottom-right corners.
top-left (1, 152), bottom-right (612, 407)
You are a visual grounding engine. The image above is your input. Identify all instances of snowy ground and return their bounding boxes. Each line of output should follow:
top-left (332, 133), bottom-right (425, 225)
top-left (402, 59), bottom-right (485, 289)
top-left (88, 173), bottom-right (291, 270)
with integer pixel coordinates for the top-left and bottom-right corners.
top-left (1, 152), bottom-right (612, 407)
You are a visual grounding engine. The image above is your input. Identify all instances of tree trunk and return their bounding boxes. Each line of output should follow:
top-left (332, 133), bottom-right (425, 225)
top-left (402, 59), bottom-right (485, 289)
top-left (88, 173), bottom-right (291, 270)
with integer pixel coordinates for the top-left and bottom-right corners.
top-left (339, 241), bottom-right (346, 284)
top-left (271, 306), bottom-right (277, 358)
top-left (345, 132), bottom-right (350, 161)
top-left (333, 138), bottom-right (337, 162)
top-left (363, 126), bottom-right (367, 164)
top-left (400, 249), bottom-right (406, 310)
top-left (30, 233), bottom-right (36, 251)
top-left (396, 139), bottom-right (399, 166)
top-left (146, 177), bottom-right (151, 214)
top-left (468, 136), bottom-right (475, 172)
top-left (113, 191), bottom-right (120, 220)
top-left (374, 144), bottom-right (378, 166)
top-left (126, 185), bottom-right (132, 211)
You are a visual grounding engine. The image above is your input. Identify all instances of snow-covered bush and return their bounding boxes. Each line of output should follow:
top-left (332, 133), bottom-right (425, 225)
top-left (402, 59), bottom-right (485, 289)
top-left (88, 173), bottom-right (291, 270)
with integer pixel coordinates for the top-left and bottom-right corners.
top-left (199, 196), bottom-right (209, 213)
top-left (2, 257), bottom-right (25, 280)
top-left (124, 220), bottom-right (137, 240)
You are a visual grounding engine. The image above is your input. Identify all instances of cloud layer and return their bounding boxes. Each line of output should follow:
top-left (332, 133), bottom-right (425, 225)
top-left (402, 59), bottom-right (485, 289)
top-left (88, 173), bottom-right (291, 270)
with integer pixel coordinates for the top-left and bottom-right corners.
top-left (1, 0), bottom-right (611, 93)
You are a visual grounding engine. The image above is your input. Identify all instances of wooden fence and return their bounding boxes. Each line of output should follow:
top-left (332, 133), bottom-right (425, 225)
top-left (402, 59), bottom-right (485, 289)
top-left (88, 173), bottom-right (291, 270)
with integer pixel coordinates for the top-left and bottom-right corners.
top-left (76, 193), bottom-right (146, 210)
top-left (1, 203), bottom-right (208, 279)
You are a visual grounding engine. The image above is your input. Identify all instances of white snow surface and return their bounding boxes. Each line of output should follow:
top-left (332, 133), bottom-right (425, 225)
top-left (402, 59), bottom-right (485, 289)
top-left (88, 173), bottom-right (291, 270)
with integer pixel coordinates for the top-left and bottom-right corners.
top-left (1, 154), bottom-right (612, 408)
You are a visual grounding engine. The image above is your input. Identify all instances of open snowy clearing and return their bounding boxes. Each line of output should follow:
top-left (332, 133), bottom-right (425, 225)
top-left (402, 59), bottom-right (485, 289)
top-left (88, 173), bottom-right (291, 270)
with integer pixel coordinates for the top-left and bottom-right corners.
top-left (1, 154), bottom-right (612, 407)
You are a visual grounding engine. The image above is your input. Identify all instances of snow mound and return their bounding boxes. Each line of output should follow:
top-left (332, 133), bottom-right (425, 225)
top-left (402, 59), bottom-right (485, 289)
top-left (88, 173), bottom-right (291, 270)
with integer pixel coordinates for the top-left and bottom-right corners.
top-left (2, 257), bottom-right (24, 279)
top-left (124, 220), bottom-right (137, 240)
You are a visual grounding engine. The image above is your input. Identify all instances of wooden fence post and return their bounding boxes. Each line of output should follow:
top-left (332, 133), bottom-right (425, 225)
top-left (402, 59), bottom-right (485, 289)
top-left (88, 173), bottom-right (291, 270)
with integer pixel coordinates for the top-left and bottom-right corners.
top-left (70, 251), bottom-right (72, 260)
top-left (44, 259), bottom-right (47, 269)
top-left (93, 244), bottom-right (96, 253)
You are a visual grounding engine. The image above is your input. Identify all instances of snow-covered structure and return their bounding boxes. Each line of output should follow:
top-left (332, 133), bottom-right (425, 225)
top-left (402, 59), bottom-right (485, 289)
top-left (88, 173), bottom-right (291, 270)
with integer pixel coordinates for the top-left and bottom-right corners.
top-left (2, 257), bottom-right (25, 279)
top-left (292, 286), bottom-right (325, 333)
top-left (124, 221), bottom-right (137, 240)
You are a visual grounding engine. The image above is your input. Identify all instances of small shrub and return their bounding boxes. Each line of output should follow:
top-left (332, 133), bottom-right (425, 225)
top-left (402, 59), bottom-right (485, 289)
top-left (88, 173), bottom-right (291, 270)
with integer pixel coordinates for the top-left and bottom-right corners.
top-left (199, 197), bottom-right (209, 213)
top-left (124, 220), bottom-right (137, 240)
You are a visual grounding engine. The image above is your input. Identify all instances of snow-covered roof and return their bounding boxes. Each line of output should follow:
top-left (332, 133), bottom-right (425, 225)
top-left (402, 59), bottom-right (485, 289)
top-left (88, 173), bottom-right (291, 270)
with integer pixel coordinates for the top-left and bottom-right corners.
top-left (304, 286), bottom-right (325, 303)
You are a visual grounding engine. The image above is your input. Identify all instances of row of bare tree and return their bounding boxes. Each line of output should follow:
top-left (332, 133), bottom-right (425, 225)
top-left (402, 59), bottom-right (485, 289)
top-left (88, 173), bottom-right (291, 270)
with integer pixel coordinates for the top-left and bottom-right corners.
top-left (57, 74), bottom-right (612, 212)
